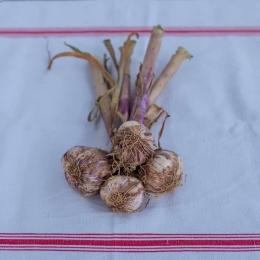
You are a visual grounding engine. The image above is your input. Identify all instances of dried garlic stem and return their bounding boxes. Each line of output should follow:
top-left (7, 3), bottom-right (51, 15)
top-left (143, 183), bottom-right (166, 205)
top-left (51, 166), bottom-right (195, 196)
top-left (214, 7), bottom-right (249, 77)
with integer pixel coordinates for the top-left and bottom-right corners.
top-left (118, 40), bottom-right (136, 122)
top-left (103, 39), bottom-right (119, 72)
top-left (130, 25), bottom-right (164, 123)
top-left (90, 61), bottom-right (113, 137)
top-left (110, 46), bottom-right (126, 131)
top-left (148, 47), bottom-right (192, 106)
top-left (110, 34), bottom-right (138, 130)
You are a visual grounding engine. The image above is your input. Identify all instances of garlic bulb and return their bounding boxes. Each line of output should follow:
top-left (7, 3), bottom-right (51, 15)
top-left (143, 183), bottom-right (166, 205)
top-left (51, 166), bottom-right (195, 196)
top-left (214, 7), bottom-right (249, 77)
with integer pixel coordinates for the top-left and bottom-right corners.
top-left (111, 121), bottom-right (155, 172)
top-left (100, 175), bottom-right (145, 213)
top-left (61, 146), bottom-right (111, 196)
top-left (139, 149), bottom-right (183, 197)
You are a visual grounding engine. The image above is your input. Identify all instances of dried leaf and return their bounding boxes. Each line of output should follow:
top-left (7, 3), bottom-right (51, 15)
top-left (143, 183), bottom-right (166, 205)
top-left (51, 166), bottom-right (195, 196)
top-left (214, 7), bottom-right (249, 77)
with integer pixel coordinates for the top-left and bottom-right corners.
top-left (157, 112), bottom-right (170, 149)
top-left (87, 87), bottom-right (115, 122)
top-left (87, 105), bottom-right (99, 122)
top-left (64, 42), bottom-right (83, 53)
top-left (103, 53), bottom-right (110, 71)
top-left (144, 103), bottom-right (165, 129)
top-left (103, 39), bottom-right (119, 71)
top-left (47, 51), bottom-right (116, 88)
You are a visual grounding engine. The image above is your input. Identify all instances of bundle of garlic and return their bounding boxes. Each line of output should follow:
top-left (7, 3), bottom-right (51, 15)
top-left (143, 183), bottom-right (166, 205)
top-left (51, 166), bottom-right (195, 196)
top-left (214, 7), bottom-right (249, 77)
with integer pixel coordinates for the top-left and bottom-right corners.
top-left (47, 25), bottom-right (192, 213)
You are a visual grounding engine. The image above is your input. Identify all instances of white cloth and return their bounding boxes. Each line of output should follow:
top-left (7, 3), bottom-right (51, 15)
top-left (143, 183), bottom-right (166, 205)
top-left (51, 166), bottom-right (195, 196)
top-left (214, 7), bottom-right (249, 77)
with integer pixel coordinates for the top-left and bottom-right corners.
top-left (1, 1), bottom-right (260, 259)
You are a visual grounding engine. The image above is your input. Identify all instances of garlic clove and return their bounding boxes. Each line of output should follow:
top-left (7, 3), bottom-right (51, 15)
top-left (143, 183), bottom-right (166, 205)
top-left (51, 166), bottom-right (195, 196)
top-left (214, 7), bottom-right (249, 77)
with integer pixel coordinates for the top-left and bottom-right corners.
top-left (139, 149), bottom-right (183, 197)
top-left (100, 175), bottom-right (145, 213)
top-left (111, 121), bottom-right (155, 173)
top-left (61, 146), bottom-right (111, 196)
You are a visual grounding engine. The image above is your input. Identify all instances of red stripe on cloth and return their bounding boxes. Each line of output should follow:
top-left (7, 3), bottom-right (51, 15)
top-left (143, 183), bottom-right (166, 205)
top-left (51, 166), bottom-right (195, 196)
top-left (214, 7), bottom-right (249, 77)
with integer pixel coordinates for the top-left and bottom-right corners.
top-left (1, 27), bottom-right (260, 37)
top-left (1, 238), bottom-right (260, 246)
top-left (1, 235), bottom-right (260, 252)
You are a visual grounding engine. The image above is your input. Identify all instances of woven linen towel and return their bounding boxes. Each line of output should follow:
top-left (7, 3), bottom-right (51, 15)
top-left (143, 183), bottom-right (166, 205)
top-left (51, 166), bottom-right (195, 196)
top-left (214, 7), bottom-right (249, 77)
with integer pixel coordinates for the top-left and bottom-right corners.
top-left (1, 1), bottom-right (260, 259)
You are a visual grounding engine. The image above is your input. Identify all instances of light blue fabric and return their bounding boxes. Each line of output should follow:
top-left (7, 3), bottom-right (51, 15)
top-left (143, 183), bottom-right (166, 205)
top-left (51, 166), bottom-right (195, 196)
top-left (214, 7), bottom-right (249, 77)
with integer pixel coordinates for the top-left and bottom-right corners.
top-left (0, 1), bottom-right (260, 259)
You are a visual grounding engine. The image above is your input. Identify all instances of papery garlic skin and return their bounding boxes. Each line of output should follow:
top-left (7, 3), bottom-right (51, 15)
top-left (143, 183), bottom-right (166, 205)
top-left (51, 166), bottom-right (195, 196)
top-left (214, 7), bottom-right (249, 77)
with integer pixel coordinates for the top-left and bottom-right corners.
top-left (100, 175), bottom-right (145, 213)
top-left (61, 146), bottom-right (111, 196)
top-left (140, 149), bottom-right (183, 197)
top-left (111, 121), bottom-right (155, 172)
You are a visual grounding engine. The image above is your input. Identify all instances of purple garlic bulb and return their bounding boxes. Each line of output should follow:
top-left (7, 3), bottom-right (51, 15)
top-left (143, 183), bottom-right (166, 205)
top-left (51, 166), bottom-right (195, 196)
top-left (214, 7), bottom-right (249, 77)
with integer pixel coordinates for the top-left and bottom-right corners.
top-left (100, 175), bottom-right (145, 213)
top-left (111, 121), bottom-right (155, 172)
top-left (139, 149), bottom-right (183, 197)
top-left (61, 146), bottom-right (111, 196)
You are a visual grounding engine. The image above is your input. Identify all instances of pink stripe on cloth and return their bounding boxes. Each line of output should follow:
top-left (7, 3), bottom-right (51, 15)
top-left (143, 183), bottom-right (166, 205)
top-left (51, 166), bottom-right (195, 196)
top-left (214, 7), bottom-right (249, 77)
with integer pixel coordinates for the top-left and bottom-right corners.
top-left (0, 27), bottom-right (260, 37)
